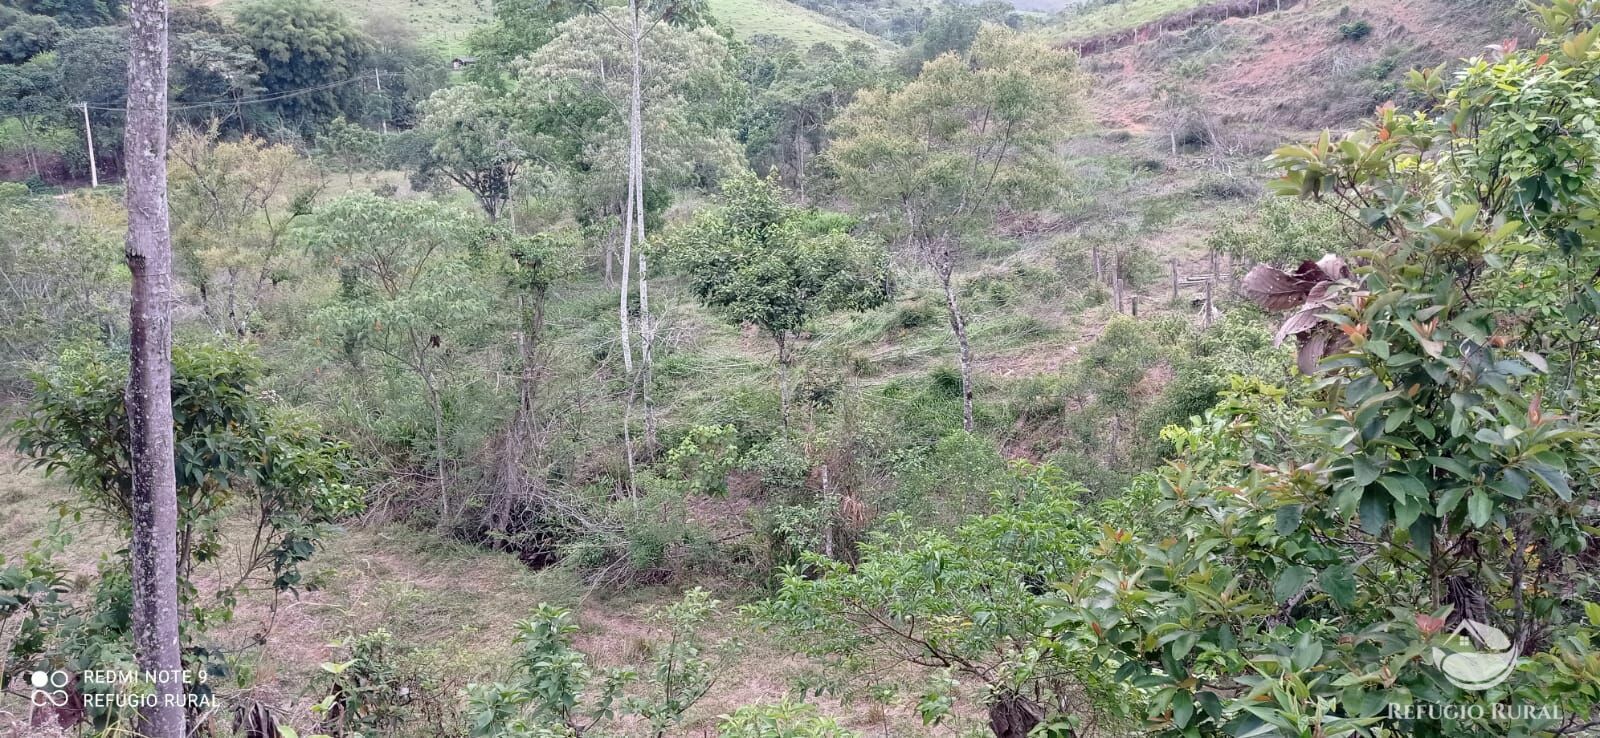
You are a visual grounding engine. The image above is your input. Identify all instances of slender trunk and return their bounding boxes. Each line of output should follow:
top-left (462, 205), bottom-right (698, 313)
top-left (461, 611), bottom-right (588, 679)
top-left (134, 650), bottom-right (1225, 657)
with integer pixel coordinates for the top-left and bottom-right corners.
top-left (629, 2), bottom-right (657, 454)
top-left (775, 331), bottom-right (790, 430)
top-left (619, 204), bottom-right (635, 375)
top-left (937, 258), bottom-right (975, 432)
top-left (123, 0), bottom-right (186, 734)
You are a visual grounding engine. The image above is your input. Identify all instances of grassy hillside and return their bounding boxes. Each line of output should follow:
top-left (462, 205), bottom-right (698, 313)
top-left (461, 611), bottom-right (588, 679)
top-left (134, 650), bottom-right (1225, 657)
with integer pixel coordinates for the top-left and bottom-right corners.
top-left (1051, 0), bottom-right (1211, 40)
top-left (707, 0), bottom-right (894, 48)
top-left (217, 0), bottom-right (887, 55)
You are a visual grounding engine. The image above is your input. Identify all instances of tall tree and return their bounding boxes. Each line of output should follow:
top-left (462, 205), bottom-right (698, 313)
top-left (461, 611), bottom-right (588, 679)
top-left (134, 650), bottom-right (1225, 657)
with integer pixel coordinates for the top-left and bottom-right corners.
top-left (418, 82), bottom-right (534, 222)
top-left (831, 25), bottom-right (1083, 430)
top-left (233, 0), bottom-right (372, 125)
top-left (121, 0), bottom-right (184, 734)
top-left (517, 1), bottom-right (733, 489)
top-left (671, 173), bottom-right (888, 426)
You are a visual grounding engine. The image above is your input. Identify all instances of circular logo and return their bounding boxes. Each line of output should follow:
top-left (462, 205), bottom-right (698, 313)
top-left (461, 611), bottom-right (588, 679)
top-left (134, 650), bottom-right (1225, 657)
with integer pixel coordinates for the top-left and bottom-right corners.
top-left (29, 670), bottom-right (70, 707)
top-left (1429, 620), bottom-right (1519, 691)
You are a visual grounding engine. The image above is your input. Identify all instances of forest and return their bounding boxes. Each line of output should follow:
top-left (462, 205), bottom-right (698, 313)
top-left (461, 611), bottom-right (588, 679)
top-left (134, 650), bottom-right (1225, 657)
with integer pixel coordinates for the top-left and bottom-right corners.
top-left (1, 0), bottom-right (1598, 735)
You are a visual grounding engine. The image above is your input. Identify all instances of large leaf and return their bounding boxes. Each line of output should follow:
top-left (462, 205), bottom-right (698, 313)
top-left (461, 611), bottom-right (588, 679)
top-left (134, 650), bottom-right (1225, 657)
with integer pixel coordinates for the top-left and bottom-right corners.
top-left (1242, 264), bottom-right (1318, 310)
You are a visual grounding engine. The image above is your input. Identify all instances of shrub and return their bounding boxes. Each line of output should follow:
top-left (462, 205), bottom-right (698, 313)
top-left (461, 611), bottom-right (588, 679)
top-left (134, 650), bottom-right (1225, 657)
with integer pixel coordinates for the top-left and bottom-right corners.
top-left (1338, 19), bottom-right (1372, 40)
top-left (717, 700), bottom-right (860, 737)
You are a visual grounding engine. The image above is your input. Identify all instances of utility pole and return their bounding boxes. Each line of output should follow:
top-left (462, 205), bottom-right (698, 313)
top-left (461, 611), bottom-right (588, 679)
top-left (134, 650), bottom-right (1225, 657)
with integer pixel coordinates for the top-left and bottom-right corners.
top-left (374, 69), bottom-right (387, 135)
top-left (79, 102), bottom-right (98, 187)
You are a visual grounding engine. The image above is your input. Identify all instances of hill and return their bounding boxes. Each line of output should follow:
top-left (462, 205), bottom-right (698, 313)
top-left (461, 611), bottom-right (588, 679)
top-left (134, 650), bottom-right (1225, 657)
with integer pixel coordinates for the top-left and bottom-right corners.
top-left (706, 0), bottom-right (896, 48)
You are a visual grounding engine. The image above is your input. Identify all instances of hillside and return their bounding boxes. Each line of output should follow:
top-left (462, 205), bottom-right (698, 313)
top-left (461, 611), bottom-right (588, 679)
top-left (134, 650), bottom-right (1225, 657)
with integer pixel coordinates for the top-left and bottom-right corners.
top-left (1063, 0), bottom-right (1524, 130)
top-left (6, 0), bottom-right (1600, 736)
top-left (706, 0), bottom-right (895, 47)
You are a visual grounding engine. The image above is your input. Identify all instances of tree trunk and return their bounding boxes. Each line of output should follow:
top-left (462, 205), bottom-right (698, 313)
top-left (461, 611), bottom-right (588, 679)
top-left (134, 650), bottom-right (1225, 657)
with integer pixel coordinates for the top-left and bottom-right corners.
top-left (123, 0), bottom-right (187, 734)
top-left (987, 693), bottom-right (1047, 738)
top-left (938, 260), bottom-right (975, 432)
top-left (629, 0), bottom-right (657, 455)
top-left (775, 331), bottom-right (790, 430)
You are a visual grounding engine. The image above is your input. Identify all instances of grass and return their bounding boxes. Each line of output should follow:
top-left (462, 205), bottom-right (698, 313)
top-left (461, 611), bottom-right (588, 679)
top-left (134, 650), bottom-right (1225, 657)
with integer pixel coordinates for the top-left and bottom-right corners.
top-left (706, 0), bottom-right (893, 49)
top-left (1052, 0), bottom-right (1213, 40)
top-left (215, 0), bottom-right (891, 55)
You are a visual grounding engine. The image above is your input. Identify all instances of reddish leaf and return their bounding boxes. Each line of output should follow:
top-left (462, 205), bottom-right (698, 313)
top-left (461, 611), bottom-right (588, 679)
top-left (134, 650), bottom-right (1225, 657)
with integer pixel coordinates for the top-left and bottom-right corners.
top-left (1242, 264), bottom-right (1317, 311)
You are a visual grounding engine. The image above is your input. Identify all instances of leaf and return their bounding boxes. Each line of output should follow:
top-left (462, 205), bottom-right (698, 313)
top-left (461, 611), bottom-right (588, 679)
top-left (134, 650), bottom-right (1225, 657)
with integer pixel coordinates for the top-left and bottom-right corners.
top-left (1274, 505), bottom-right (1304, 536)
top-left (1291, 634), bottom-right (1324, 670)
top-left (1526, 462), bottom-right (1571, 501)
top-left (1319, 564), bottom-right (1356, 608)
top-left (1377, 474), bottom-right (1425, 501)
top-left (1352, 456), bottom-right (1381, 486)
top-left (1358, 488), bottom-right (1390, 534)
top-left (1172, 694), bottom-right (1195, 729)
top-left (1274, 565), bottom-right (1312, 603)
top-left (1585, 602), bottom-right (1600, 627)
top-left (1242, 264), bottom-right (1317, 311)
top-left (1467, 490), bottom-right (1493, 527)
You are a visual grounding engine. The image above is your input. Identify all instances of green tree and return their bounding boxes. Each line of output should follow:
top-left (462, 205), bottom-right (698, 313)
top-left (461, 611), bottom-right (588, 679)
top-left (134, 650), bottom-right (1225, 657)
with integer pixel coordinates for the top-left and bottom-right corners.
top-left (418, 82), bottom-right (536, 221)
top-left (168, 128), bottom-right (320, 338)
top-left (465, 590), bottom-right (732, 738)
top-left (739, 40), bottom-right (886, 200)
top-left (831, 25), bottom-right (1083, 431)
top-left (757, 463), bottom-right (1130, 738)
top-left (1047, 7), bottom-right (1600, 736)
top-left (671, 173), bottom-right (888, 426)
top-left (302, 194), bottom-right (493, 528)
top-left (0, 53), bottom-right (63, 177)
top-left (717, 700), bottom-right (860, 737)
top-left (12, 0), bottom-right (124, 28)
top-left (234, 0), bottom-right (373, 124)
top-left (0, 7), bottom-right (60, 63)
top-left (11, 343), bottom-right (361, 729)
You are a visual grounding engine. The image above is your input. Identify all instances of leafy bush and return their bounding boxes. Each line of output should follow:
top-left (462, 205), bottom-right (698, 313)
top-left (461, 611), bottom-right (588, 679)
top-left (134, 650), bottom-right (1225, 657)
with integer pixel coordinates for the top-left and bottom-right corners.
top-left (717, 700), bottom-right (860, 737)
top-left (755, 462), bottom-right (1137, 737)
top-left (313, 629), bottom-right (460, 736)
top-left (1048, 11), bottom-right (1600, 734)
top-left (466, 590), bottom-right (733, 737)
top-left (1338, 19), bottom-right (1372, 41)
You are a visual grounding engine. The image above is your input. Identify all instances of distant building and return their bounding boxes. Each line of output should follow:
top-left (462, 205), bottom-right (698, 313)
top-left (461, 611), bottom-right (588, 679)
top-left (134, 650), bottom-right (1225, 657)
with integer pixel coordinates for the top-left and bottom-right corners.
top-left (451, 56), bottom-right (478, 70)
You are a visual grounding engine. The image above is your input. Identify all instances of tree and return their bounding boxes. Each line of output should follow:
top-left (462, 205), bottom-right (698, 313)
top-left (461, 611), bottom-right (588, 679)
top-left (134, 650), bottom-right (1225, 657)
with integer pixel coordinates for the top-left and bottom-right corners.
top-left (418, 83), bottom-right (535, 221)
top-left (756, 462), bottom-right (1131, 738)
top-left (12, 0), bottom-right (125, 28)
top-left (0, 185), bottom-right (127, 385)
top-left (303, 194), bottom-right (494, 529)
top-left (233, 0), bottom-right (372, 125)
top-left (517, 3), bottom-right (737, 486)
top-left (671, 173), bottom-right (888, 426)
top-left (831, 25), bottom-right (1083, 431)
top-left (0, 54), bottom-right (63, 177)
top-left (121, 0), bottom-right (184, 731)
top-left (465, 590), bottom-right (731, 737)
top-left (0, 7), bottom-right (60, 64)
top-left (168, 128), bottom-right (320, 338)
top-left (1047, 8), bottom-right (1600, 735)
top-left (739, 41), bottom-right (885, 200)
top-left (12, 343), bottom-right (362, 728)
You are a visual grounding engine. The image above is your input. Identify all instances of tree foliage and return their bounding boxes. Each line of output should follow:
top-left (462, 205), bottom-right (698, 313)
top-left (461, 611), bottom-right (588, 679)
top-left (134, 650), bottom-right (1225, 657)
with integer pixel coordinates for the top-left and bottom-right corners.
top-left (831, 24), bottom-right (1083, 430)
top-left (233, 0), bottom-right (373, 124)
top-left (671, 173), bottom-right (889, 423)
top-left (1046, 8), bottom-right (1600, 736)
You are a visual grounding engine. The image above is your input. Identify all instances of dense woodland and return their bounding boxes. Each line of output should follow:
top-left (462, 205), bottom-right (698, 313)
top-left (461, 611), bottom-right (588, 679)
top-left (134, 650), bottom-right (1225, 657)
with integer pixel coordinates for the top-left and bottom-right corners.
top-left (1, 0), bottom-right (1599, 736)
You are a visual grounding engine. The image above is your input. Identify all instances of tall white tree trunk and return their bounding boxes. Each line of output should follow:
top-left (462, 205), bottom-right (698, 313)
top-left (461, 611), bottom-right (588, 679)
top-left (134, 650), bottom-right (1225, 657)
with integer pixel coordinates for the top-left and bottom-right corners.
top-left (937, 258), bottom-right (975, 432)
top-left (631, 15), bottom-right (657, 452)
top-left (123, 0), bottom-right (186, 735)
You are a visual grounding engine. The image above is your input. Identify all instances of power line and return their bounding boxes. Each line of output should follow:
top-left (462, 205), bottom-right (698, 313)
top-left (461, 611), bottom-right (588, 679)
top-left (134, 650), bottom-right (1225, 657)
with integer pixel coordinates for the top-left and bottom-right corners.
top-left (79, 70), bottom-right (403, 114)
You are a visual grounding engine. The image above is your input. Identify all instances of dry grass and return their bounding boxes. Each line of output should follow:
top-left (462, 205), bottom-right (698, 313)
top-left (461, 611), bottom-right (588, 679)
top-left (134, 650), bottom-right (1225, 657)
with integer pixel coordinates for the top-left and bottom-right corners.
top-left (0, 456), bottom-right (975, 736)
